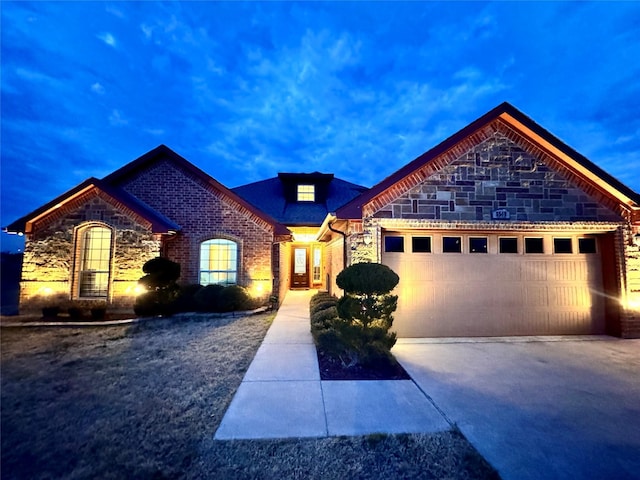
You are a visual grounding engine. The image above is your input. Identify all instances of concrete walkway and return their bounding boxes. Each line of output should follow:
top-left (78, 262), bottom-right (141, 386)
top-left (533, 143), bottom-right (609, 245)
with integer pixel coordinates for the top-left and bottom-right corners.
top-left (214, 290), bottom-right (450, 440)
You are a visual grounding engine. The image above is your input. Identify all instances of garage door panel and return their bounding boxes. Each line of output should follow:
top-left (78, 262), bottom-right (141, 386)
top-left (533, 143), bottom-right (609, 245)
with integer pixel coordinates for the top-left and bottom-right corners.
top-left (383, 233), bottom-right (606, 337)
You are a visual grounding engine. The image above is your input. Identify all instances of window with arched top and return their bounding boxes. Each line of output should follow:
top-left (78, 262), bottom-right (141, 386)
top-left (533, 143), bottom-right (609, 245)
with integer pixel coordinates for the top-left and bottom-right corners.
top-left (200, 239), bottom-right (238, 285)
top-left (77, 225), bottom-right (113, 297)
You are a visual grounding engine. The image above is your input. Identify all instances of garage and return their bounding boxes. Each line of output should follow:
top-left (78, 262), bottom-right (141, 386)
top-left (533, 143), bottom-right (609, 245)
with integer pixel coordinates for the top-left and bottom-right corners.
top-left (382, 230), bottom-right (612, 337)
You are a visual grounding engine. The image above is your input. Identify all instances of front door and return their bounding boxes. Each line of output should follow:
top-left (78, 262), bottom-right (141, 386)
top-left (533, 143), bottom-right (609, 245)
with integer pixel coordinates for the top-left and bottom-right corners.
top-left (291, 246), bottom-right (309, 288)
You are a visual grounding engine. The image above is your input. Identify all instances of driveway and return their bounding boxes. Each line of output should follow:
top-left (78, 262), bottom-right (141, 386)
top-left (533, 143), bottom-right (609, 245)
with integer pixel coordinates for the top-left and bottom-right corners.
top-left (393, 337), bottom-right (640, 480)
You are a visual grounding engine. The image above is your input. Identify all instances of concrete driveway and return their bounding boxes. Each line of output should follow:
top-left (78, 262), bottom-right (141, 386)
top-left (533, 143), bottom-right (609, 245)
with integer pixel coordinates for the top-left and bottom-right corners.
top-left (393, 337), bottom-right (640, 480)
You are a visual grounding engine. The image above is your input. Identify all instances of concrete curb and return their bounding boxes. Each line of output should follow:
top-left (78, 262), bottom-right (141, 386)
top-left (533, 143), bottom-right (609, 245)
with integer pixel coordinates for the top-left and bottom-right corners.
top-left (0, 306), bottom-right (270, 328)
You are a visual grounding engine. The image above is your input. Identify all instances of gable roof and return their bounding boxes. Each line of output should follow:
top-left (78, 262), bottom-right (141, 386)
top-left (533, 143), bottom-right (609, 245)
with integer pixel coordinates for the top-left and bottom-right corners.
top-left (232, 173), bottom-right (368, 226)
top-left (4, 177), bottom-right (181, 235)
top-left (6, 145), bottom-right (291, 237)
top-left (101, 145), bottom-right (290, 236)
top-left (336, 102), bottom-right (640, 222)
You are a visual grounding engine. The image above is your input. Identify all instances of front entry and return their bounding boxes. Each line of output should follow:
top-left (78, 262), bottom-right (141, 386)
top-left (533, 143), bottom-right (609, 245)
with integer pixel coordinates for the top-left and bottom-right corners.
top-left (291, 246), bottom-right (309, 288)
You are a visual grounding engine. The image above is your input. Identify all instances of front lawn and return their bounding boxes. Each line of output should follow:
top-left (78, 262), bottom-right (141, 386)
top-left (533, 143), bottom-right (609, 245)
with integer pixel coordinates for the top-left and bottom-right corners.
top-left (1, 313), bottom-right (498, 479)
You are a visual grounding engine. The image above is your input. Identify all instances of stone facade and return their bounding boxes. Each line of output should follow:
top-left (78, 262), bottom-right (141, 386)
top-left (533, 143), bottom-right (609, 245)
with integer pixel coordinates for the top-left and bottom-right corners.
top-left (20, 190), bottom-right (160, 312)
top-left (374, 131), bottom-right (622, 223)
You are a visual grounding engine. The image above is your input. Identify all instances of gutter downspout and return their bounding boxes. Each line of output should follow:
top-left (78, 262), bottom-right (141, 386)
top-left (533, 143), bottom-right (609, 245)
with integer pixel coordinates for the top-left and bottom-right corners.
top-left (328, 219), bottom-right (348, 271)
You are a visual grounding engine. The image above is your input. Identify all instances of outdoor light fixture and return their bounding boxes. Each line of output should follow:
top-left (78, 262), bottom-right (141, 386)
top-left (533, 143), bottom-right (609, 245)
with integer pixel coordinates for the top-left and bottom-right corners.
top-left (363, 230), bottom-right (373, 245)
top-left (634, 233), bottom-right (640, 247)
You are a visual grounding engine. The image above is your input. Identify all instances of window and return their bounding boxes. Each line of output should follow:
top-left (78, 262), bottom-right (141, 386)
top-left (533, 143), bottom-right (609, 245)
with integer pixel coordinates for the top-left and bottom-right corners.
top-left (313, 247), bottom-right (322, 283)
top-left (412, 236), bottom-right (432, 253)
top-left (554, 238), bottom-right (573, 254)
top-left (78, 226), bottom-right (112, 298)
top-left (524, 237), bottom-right (544, 254)
top-left (443, 236), bottom-right (462, 253)
top-left (499, 237), bottom-right (518, 254)
top-left (297, 184), bottom-right (315, 202)
top-left (469, 237), bottom-right (488, 253)
top-left (200, 239), bottom-right (238, 285)
top-left (579, 238), bottom-right (597, 254)
top-left (384, 236), bottom-right (404, 252)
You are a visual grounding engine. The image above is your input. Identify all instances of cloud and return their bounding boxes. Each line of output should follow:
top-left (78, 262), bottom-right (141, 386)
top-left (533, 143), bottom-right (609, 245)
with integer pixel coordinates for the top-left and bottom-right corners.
top-left (97, 32), bottom-right (116, 47)
top-left (109, 110), bottom-right (128, 126)
top-left (91, 82), bottom-right (105, 94)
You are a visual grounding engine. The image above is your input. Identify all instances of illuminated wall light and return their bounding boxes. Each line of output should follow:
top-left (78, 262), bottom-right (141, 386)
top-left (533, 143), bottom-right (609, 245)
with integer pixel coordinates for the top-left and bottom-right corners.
top-left (37, 287), bottom-right (54, 296)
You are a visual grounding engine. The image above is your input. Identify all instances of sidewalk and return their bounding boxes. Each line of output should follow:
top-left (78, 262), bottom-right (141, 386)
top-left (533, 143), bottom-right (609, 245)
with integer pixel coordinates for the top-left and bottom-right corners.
top-left (214, 290), bottom-right (450, 440)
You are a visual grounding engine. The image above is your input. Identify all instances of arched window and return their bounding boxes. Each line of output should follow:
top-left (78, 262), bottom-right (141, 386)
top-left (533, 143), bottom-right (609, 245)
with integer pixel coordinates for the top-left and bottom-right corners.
top-left (200, 239), bottom-right (238, 285)
top-left (78, 225), bottom-right (112, 297)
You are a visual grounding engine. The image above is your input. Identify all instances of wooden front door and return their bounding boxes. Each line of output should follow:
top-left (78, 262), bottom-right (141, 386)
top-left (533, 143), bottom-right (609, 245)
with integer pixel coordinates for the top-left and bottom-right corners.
top-left (291, 246), bottom-right (309, 288)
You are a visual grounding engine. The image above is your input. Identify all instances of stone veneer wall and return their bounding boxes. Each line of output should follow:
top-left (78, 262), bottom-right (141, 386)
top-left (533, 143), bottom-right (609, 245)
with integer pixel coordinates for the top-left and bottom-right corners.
top-left (117, 160), bottom-right (275, 299)
top-left (352, 129), bottom-right (640, 338)
top-left (20, 190), bottom-right (160, 312)
top-left (374, 131), bottom-right (623, 223)
top-left (621, 227), bottom-right (640, 338)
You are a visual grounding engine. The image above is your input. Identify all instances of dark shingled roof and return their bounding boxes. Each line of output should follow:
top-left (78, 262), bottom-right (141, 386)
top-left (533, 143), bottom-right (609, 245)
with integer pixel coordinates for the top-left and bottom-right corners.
top-left (232, 174), bottom-right (368, 226)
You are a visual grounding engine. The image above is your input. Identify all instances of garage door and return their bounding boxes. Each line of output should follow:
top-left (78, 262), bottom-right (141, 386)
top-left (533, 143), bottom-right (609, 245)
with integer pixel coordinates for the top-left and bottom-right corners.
top-left (382, 232), bottom-right (606, 337)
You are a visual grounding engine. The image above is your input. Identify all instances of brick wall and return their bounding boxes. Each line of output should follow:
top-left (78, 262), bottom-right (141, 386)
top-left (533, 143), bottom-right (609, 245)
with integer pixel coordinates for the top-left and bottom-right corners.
top-left (374, 129), bottom-right (623, 224)
top-left (20, 189), bottom-right (160, 312)
top-left (117, 160), bottom-right (275, 297)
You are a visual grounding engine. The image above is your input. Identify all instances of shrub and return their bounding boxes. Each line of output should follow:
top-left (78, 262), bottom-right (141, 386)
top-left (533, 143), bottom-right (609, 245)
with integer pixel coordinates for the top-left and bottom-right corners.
top-left (217, 285), bottom-right (254, 312)
top-left (134, 257), bottom-right (181, 316)
top-left (193, 284), bottom-right (258, 313)
top-left (310, 305), bottom-right (338, 329)
top-left (193, 285), bottom-right (225, 312)
top-left (169, 284), bottom-right (203, 313)
top-left (313, 262), bottom-right (400, 367)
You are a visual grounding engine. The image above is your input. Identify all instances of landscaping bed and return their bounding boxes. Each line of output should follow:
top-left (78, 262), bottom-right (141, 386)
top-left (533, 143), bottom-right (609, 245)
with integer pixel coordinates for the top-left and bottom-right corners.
top-left (1, 310), bottom-right (498, 479)
top-left (317, 350), bottom-right (410, 380)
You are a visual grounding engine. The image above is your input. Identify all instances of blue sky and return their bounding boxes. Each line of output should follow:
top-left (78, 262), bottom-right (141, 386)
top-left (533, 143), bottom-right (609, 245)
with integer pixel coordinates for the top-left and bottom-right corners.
top-left (2, 1), bottom-right (639, 252)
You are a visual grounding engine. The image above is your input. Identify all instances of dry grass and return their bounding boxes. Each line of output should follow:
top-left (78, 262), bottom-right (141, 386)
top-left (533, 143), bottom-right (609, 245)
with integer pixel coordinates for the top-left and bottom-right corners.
top-left (1, 313), bottom-right (499, 480)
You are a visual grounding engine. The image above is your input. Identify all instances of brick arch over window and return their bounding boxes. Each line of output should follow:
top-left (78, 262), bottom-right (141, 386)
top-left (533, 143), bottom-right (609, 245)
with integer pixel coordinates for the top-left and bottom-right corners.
top-left (73, 222), bottom-right (114, 299)
top-left (199, 236), bottom-right (241, 286)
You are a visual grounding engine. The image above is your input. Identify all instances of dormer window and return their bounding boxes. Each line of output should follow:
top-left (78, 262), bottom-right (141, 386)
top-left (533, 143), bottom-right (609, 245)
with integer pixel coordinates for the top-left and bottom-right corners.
top-left (297, 184), bottom-right (315, 202)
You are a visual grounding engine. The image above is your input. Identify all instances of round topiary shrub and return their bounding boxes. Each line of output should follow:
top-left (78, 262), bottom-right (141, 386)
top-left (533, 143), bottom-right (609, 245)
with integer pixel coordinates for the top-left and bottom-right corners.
top-left (217, 285), bottom-right (253, 312)
top-left (336, 262), bottom-right (399, 295)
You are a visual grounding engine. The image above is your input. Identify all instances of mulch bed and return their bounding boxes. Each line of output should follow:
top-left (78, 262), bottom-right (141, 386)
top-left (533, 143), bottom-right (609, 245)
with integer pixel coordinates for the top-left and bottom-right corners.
top-left (317, 350), bottom-right (410, 381)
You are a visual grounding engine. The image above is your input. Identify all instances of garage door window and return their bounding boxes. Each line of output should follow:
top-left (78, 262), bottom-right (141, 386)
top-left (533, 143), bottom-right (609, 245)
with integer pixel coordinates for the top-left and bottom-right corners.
top-left (525, 237), bottom-right (544, 254)
top-left (443, 236), bottom-right (462, 253)
top-left (579, 238), bottom-right (597, 254)
top-left (384, 236), bottom-right (404, 252)
top-left (469, 237), bottom-right (488, 253)
top-left (412, 236), bottom-right (431, 253)
top-left (553, 238), bottom-right (573, 254)
top-left (499, 237), bottom-right (518, 254)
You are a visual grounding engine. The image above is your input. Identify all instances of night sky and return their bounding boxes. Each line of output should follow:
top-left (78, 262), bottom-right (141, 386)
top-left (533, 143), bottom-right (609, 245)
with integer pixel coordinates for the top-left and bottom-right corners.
top-left (2, 1), bottom-right (639, 252)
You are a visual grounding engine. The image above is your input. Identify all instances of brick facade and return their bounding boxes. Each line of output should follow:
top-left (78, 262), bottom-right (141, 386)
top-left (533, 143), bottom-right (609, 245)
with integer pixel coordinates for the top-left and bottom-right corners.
top-left (116, 159), bottom-right (276, 300)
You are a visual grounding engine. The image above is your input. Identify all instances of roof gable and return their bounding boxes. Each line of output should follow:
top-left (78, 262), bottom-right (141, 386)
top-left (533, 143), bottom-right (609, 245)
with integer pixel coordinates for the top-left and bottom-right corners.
top-left (103, 145), bottom-right (290, 236)
top-left (4, 178), bottom-right (180, 234)
top-left (337, 102), bottom-right (640, 223)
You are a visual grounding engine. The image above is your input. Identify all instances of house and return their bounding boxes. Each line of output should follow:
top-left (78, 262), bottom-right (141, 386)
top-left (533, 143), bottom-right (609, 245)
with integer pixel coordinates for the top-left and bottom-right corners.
top-left (5, 102), bottom-right (640, 338)
top-left (318, 102), bottom-right (640, 338)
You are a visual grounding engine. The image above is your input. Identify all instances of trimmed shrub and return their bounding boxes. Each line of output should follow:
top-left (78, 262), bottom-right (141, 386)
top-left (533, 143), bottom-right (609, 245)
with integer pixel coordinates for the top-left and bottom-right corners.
top-left (310, 305), bottom-right (338, 329)
top-left (193, 284), bottom-right (258, 313)
top-left (217, 285), bottom-right (254, 312)
top-left (194, 285), bottom-right (225, 312)
top-left (134, 257), bottom-right (181, 316)
top-left (170, 284), bottom-right (203, 313)
top-left (313, 262), bottom-right (400, 367)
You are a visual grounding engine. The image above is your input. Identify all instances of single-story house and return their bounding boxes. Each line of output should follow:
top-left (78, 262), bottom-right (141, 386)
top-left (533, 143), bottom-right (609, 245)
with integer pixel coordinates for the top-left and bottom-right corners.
top-left (5, 102), bottom-right (640, 338)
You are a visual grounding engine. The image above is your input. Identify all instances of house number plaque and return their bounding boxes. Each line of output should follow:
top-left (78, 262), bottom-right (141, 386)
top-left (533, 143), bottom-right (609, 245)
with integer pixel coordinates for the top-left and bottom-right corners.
top-left (491, 208), bottom-right (511, 220)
